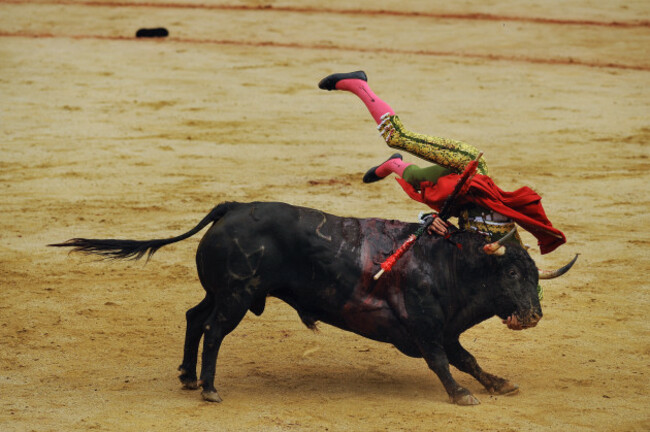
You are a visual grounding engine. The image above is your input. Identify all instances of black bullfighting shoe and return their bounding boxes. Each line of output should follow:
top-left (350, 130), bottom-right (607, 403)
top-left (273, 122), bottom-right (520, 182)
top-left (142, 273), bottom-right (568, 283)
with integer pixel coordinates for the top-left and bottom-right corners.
top-left (362, 153), bottom-right (403, 183)
top-left (318, 70), bottom-right (368, 91)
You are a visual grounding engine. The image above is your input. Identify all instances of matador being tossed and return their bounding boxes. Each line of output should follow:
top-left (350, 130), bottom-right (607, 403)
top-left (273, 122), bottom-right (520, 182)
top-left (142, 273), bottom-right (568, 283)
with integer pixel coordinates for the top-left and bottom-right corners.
top-left (319, 71), bottom-right (568, 301)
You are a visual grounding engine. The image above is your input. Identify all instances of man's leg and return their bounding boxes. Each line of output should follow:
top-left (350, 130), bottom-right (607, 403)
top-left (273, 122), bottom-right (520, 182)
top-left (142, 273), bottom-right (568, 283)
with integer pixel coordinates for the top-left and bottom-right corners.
top-left (363, 157), bottom-right (452, 186)
top-left (379, 114), bottom-right (489, 175)
top-left (318, 71), bottom-right (394, 123)
top-left (319, 71), bottom-right (489, 175)
top-left (402, 164), bottom-right (452, 186)
top-left (363, 153), bottom-right (410, 183)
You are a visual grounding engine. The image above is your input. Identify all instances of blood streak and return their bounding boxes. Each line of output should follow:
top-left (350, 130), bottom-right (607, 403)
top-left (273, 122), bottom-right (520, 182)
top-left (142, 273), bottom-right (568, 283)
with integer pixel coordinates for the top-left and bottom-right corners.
top-left (341, 219), bottom-right (410, 337)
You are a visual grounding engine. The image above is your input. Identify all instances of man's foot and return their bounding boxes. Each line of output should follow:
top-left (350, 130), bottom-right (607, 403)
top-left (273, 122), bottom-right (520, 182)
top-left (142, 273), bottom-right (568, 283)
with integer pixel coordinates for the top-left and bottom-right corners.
top-left (318, 71), bottom-right (367, 91)
top-left (363, 153), bottom-right (403, 183)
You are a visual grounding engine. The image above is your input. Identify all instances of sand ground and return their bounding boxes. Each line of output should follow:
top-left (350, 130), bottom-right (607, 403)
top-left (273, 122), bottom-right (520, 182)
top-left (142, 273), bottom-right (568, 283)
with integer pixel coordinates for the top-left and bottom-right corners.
top-left (1, 1), bottom-right (649, 431)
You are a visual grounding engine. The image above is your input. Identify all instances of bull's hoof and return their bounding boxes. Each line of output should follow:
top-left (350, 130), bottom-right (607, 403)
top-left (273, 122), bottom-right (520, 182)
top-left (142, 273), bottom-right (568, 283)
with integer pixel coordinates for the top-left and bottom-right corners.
top-left (178, 368), bottom-right (199, 390)
top-left (452, 393), bottom-right (481, 406)
top-left (201, 390), bottom-right (223, 403)
top-left (491, 381), bottom-right (519, 396)
top-left (181, 380), bottom-right (200, 390)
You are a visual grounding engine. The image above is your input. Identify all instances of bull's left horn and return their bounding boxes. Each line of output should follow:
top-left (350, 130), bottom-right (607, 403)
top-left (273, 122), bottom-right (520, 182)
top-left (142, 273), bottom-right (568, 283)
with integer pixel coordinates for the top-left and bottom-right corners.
top-left (538, 254), bottom-right (579, 279)
top-left (483, 228), bottom-right (517, 255)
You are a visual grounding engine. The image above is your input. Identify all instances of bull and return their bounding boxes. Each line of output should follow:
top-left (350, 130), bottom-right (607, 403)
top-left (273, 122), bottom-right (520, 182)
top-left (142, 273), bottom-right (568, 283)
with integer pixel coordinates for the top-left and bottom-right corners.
top-left (50, 201), bottom-right (577, 405)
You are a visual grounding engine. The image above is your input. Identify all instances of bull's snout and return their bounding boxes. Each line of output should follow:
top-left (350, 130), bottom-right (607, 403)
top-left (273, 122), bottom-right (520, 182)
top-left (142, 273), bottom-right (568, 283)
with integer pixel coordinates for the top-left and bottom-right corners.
top-left (505, 311), bottom-right (542, 330)
top-left (528, 311), bottom-right (543, 328)
top-left (520, 310), bottom-right (543, 328)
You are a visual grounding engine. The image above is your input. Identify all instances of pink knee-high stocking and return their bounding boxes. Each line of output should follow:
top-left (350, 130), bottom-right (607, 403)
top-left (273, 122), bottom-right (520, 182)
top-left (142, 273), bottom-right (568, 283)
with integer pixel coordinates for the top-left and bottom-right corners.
top-left (375, 157), bottom-right (412, 179)
top-left (335, 79), bottom-right (395, 124)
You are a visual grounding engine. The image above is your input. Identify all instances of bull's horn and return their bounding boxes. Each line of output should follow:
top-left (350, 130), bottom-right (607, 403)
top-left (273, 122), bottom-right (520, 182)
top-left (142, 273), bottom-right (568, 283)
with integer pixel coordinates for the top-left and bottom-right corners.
top-left (483, 228), bottom-right (517, 255)
top-left (538, 254), bottom-right (579, 279)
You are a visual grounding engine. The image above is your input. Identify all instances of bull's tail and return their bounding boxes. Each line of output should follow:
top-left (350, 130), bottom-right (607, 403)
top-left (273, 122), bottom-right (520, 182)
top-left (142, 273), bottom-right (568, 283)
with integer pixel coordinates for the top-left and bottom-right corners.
top-left (49, 201), bottom-right (239, 261)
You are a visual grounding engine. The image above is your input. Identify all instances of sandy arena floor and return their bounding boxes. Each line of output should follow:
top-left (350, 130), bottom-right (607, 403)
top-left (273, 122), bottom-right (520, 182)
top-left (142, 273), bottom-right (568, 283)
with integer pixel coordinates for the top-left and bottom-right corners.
top-left (1, 1), bottom-right (649, 431)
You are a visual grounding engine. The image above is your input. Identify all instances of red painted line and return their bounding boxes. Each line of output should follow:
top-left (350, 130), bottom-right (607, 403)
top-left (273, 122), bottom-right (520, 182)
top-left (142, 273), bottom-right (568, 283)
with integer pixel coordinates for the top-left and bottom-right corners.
top-left (2, 30), bottom-right (649, 72)
top-left (2, 0), bottom-right (650, 29)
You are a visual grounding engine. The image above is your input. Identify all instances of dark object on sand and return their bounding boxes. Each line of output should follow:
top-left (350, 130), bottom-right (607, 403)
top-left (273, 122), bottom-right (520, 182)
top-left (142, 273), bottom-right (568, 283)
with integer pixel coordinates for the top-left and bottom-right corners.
top-left (136, 27), bottom-right (169, 38)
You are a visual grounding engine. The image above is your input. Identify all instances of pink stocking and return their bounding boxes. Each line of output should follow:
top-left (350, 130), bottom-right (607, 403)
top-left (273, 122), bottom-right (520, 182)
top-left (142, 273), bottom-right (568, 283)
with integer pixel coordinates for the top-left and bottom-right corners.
top-left (375, 157), bottom-right (412, 178)
top-left (335, 79), bottom-right (395, 124)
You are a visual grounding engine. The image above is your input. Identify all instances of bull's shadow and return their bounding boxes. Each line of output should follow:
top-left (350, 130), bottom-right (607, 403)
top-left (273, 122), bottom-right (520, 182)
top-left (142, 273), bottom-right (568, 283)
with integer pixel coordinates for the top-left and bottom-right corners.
top-left (216, 349), bottom-right (455, 401)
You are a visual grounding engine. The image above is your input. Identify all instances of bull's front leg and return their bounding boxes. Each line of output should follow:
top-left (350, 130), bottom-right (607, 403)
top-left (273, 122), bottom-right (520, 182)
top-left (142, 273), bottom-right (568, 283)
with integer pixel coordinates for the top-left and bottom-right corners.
top-left (444, 338), bottom-right (519, 396)
top-left (404, 290), bottom-right (479, 405)
top-left (416, 338), bottom-right (480, 405)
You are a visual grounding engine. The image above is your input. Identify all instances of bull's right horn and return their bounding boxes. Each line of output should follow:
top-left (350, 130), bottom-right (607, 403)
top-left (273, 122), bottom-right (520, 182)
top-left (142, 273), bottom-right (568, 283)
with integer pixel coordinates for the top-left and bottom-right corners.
top-left (538, 254), bottom-right (579, 279)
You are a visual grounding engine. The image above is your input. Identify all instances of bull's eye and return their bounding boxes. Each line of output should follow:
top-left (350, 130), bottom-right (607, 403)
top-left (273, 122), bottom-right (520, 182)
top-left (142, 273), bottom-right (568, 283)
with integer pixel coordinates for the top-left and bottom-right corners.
top-left (508, 269), bottom-right (518, 278)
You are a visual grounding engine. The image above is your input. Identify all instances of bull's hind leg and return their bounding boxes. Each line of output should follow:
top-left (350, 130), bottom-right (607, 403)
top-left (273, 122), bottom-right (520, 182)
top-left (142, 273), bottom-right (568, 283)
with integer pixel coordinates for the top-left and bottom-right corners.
top-left (178, 294), bottom-right (214, 390)
top-left (198, 294), bottom-right (252, 402)
top-left (444, 338), bottom-right (519, 396)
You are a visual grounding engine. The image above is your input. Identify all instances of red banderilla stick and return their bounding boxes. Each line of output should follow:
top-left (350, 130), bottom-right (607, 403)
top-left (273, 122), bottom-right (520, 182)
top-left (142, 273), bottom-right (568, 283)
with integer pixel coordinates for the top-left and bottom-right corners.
top-left (373, 232), bottom-right (419, 280)
top-left (373, 152), bottom-right (483, 280)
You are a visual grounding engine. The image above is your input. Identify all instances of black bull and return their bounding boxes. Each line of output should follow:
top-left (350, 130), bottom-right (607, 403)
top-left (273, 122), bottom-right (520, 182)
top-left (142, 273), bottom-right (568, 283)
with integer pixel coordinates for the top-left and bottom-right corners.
top-left (51, 201), bottom-right (574, 405)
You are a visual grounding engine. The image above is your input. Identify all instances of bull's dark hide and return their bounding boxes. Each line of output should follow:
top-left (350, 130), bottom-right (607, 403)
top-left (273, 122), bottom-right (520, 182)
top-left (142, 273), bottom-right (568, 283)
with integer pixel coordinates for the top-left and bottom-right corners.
top-left (51, 201), bottom-right (545, 405)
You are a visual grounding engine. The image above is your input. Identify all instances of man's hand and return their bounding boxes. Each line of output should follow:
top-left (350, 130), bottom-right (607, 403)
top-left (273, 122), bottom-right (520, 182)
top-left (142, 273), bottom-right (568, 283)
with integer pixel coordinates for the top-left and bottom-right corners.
top-left (427, 216), bottom-right (449, 236)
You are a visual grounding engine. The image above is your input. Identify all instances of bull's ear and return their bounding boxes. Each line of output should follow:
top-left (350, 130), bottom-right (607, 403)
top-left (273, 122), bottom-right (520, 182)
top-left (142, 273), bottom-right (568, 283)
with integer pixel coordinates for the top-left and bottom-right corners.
top-left (482, 228), bottom-right (517, 255)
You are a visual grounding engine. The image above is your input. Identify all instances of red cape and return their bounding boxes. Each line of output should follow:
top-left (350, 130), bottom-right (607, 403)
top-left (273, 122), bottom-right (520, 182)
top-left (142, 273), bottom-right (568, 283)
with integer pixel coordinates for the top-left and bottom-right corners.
top-left (396, 174), bottom-right (566, 254)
